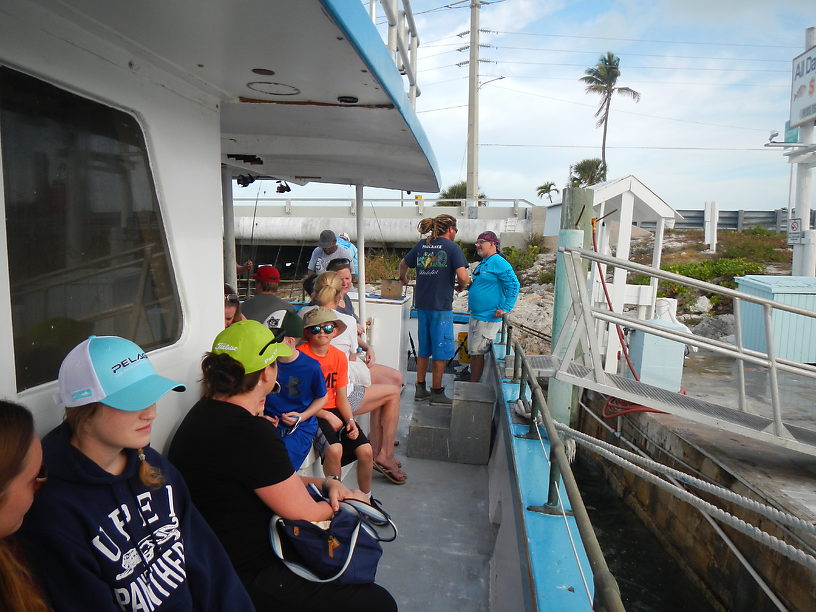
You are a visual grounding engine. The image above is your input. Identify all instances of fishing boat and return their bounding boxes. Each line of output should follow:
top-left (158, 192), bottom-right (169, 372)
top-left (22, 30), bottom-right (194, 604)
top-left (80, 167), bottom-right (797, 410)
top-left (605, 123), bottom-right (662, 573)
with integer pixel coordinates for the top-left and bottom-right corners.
top-left (4, 2), bottom-right (813, 611)
top-left (0, 1), bottom-right (612, 610)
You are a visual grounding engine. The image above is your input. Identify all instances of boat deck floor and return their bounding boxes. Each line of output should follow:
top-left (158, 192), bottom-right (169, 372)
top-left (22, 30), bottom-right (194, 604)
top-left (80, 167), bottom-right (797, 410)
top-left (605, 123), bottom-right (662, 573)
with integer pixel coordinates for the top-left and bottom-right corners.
top-left (364, 370), bottom-right (493, 611)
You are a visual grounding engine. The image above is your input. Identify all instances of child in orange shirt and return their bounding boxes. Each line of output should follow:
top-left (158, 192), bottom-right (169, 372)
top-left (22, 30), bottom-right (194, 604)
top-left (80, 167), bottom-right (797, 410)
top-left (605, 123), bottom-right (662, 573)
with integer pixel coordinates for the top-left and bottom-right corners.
top-left (299, 307), bottom-right (373, 497)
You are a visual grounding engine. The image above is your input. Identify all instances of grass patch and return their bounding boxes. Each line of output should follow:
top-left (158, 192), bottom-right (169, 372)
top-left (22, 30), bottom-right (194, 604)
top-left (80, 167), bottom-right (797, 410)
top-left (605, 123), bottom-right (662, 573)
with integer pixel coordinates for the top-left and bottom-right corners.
top-left (364, 249), bottom-right (406, 281)
top-left (718, 228), bottom-right (790, 262)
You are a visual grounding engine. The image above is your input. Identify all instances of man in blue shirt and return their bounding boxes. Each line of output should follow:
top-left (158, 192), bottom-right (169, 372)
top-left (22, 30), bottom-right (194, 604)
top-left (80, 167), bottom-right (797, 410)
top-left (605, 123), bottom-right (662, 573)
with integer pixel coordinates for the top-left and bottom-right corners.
top-left (467, 231), bottom-right (520, 382)
top-left (335, 232), bottom-right (359, 276)
top-left (399, 214), bottom-right (469, 405)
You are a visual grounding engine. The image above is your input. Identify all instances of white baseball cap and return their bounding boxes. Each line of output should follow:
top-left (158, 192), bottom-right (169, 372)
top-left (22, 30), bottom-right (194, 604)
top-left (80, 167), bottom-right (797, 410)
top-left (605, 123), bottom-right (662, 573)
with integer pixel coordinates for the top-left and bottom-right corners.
top-left (58, 336), bottom-right (186, 411)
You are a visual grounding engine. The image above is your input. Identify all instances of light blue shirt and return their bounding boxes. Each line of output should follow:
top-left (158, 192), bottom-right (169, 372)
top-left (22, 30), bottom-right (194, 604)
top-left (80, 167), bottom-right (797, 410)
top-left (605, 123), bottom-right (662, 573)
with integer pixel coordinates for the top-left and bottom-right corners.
top-left (335, 237), bottom-right (358, 275)
top-left (468, 253), bottom-right (520, 322)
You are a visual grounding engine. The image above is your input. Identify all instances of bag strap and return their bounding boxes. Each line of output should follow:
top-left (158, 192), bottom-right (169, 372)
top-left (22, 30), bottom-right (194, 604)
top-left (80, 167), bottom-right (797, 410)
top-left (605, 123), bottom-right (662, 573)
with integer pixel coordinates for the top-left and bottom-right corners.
top-left (339, 499), bottom-right (397, 542)
top-left (269, 515), bottom-right (362, 583)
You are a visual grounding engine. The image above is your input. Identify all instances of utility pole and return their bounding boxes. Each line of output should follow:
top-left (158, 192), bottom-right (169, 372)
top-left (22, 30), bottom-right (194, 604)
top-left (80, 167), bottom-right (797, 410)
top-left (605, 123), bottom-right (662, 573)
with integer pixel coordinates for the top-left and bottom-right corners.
top-left (465, 1), bottom-right (481, 207)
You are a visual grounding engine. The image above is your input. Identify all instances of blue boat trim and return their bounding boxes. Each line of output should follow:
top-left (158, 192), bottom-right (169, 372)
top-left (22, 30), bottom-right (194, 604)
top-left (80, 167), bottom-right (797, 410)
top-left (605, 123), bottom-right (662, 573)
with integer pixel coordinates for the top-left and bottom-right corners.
top-left (320, 0), bottom-right (441, 191)
top-left (493, 341), bottom-right (595, 610)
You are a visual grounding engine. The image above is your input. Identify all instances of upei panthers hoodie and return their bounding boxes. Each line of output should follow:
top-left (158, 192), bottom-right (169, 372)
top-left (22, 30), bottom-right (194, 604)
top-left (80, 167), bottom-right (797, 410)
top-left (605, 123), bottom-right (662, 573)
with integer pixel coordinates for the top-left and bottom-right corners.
top-left (20, 423), bottom-right (253, 611)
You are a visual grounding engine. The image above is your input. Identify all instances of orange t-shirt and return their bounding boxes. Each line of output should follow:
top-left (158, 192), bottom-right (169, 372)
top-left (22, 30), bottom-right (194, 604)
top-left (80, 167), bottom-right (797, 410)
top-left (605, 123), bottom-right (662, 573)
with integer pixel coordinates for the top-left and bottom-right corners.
top-left (298, 344), bottom-right (348, 411)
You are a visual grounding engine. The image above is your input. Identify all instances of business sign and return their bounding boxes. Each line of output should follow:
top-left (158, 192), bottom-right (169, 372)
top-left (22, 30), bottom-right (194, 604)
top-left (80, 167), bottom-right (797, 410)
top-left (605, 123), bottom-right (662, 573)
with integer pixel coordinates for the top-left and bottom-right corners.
top-left (790, 45), bottom-right (816, 128)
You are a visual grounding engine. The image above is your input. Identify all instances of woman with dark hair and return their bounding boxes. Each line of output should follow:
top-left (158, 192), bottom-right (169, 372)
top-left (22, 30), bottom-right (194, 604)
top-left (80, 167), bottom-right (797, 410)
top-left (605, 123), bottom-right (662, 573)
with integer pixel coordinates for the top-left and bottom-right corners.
top-left (168, 320), bottom-right (397, 611)
top-left (20, 336), bottom-right (252, 611)
top-left (0, 401), bottom-right (49, 612)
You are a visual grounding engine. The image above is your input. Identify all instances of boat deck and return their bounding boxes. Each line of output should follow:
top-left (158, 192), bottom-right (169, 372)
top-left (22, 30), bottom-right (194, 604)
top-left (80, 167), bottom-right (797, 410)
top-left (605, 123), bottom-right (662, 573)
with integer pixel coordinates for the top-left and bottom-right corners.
top-left (371, 370), bottom-right (493, 611)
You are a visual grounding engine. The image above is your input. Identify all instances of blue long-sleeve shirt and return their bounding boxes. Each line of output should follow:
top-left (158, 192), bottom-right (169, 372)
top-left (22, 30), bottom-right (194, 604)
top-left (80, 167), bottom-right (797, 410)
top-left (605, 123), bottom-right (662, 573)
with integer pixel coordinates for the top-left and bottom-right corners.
top-left (468, 253), bottom-right (520, 322)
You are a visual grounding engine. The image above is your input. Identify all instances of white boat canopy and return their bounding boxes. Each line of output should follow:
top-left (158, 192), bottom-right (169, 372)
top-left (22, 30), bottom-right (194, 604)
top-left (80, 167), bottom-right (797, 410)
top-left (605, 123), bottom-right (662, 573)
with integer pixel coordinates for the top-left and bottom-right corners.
top-left (40, 0), bottom-right (440, 193)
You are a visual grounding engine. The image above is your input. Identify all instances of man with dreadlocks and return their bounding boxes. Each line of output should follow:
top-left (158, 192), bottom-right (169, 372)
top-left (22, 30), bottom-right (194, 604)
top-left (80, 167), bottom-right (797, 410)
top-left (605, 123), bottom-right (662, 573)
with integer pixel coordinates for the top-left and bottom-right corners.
top-left (399, 213), bottom-right (469, 405)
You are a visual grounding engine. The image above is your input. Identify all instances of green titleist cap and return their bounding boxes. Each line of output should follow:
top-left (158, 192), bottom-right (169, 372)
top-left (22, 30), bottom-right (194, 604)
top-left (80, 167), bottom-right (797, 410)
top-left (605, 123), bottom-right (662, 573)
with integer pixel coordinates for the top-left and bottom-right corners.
top-left (212, 319), bottom-right (292, 374)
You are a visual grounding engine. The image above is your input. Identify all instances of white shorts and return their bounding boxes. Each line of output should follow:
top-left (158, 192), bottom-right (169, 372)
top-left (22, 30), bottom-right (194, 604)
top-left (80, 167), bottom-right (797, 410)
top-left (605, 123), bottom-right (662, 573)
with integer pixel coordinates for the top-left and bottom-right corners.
top-left (467, 319), bottom-right (502, 355)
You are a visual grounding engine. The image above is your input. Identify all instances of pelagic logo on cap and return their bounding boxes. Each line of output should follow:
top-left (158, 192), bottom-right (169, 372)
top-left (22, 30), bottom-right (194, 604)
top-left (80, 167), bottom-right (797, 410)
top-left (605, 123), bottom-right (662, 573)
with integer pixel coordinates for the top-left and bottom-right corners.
top-left (111, 352), bottom-right (148, 375)
top-left (214, 342), bottom-right (238, 352)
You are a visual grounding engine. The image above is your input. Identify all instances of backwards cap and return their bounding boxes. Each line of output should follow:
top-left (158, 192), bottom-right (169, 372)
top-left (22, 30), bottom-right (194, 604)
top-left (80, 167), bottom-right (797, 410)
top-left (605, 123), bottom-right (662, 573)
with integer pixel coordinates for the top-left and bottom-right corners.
top-left (269, 310), bottom-right (304, 340)
top-left (212, 319), bottom-right (292, 373)
top-left (58, 336), bottom-right (186, 412)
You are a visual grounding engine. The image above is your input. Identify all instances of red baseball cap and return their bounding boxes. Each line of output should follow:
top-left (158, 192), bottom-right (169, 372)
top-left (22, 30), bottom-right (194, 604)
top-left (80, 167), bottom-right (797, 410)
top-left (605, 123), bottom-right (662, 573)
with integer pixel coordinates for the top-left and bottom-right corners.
top-left (252, 265), bottom-right (280, 283)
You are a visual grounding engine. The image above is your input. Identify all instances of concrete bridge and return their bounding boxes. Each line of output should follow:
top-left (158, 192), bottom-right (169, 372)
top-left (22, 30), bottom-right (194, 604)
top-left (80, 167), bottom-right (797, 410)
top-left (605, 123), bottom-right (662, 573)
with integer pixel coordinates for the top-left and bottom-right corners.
top-left (233, 197), bottom-right (545, 249)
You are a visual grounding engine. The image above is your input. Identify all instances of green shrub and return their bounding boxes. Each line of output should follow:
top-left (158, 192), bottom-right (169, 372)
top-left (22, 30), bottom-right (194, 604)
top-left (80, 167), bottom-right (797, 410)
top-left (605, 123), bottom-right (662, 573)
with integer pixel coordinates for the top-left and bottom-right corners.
top-left (504, 245), bottom-right (540, 272)
top-left (537, 266), bottom-right (555, 284)
top-left (660, 258), bottom-right (765, 312)
top-left (527, 233), bottom-right (548, 250)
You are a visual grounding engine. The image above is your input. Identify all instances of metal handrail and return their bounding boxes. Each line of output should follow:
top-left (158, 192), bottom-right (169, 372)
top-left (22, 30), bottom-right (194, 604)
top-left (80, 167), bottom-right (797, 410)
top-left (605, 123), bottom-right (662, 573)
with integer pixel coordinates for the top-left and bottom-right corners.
top-left (561, 247), bottom-right (816, 440)
top-left (502, 316), bottom-right (624, 612)
top-left (567, 246), bottom-right (816, 319)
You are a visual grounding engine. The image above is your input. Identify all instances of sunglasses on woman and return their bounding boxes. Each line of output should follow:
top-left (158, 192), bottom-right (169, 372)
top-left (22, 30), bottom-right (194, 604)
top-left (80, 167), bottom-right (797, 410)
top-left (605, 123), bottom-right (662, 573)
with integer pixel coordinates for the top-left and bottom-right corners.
top-left (306, 323), bottom-right (336, 335)
top-left (224, 293), bottom-right (239, 305)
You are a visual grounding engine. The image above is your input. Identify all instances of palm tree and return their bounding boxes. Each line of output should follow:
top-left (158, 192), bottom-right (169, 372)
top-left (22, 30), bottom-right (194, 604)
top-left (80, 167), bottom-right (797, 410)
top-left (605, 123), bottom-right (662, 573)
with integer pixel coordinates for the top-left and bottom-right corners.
top-left (536, 182), bottom-right (559, 203)
top-left (580, 52), bottom-right (640, 175)
top-left (437, 180), bottom-right (486, 206)
top-left (569, 158), bottom-right (606, 188)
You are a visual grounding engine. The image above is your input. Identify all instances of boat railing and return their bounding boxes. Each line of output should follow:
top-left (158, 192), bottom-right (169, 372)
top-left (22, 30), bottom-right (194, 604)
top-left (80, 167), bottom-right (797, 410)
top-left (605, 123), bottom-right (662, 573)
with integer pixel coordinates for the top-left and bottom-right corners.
top-left (498, 317), bottom-right (625, 611)
top-left (371, 0), bottom-right (422, 106)
top-left (555, 247), bottom-right (816, 454)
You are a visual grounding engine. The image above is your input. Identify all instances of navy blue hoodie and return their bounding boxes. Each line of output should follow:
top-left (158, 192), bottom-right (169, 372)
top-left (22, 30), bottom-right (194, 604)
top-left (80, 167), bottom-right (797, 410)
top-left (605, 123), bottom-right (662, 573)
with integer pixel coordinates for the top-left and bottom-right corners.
top-left (20, 423), bottom-right (254, 611)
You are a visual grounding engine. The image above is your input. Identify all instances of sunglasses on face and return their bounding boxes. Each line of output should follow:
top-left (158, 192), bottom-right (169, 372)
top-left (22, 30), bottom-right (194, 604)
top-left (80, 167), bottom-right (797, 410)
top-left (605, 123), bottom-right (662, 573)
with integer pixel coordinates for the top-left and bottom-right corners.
top-left (306, 323), bottom-right (336, 335)
top-left (225, 294), bottom-right (239, 305)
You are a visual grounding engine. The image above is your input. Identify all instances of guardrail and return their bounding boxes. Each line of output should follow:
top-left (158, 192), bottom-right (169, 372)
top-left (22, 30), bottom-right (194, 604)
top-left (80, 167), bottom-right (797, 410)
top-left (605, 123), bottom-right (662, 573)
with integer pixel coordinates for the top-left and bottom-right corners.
top-left (498, 318), bottom-right (625, 612)
top-left (560, 247), bottom-right (816, 442)
top-left (637, 208), bottom-right (789, 232)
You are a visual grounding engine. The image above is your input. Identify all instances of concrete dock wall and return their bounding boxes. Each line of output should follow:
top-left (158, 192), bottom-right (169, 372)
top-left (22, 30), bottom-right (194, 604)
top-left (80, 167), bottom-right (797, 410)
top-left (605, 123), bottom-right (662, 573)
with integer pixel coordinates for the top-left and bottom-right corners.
top-left (578, 391), bottom-right (816, 612)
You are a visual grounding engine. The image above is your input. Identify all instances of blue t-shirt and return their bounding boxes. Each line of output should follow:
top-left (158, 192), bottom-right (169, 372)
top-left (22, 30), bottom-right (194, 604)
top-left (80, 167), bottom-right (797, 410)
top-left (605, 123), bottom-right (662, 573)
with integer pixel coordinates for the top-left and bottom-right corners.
top-left (403, 237), bottom-right (468, 310)
top-left (264, 350), bottom-right (327, 470)
top-left (468, 253), bottom-right (521, 322)
top-left (335, 237), bottom-right (359, 275)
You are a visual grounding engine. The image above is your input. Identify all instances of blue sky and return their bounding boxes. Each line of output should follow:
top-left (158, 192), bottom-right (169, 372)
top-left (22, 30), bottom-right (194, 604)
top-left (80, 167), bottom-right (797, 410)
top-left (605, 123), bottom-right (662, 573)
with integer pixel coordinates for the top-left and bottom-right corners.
top-left (243, 0), bottom-right (815, 213)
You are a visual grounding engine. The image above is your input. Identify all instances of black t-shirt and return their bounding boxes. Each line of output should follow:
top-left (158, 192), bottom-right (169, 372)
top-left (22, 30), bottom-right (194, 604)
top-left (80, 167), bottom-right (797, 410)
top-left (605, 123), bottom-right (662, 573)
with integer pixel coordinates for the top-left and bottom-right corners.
top-left (168, 397), bottom-right (293, 579)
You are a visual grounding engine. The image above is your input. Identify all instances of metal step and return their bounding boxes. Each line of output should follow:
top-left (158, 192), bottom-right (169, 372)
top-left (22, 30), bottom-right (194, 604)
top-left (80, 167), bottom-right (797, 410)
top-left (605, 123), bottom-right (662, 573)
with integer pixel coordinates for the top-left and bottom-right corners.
top-left (527, 354), bottom-right (816, 458)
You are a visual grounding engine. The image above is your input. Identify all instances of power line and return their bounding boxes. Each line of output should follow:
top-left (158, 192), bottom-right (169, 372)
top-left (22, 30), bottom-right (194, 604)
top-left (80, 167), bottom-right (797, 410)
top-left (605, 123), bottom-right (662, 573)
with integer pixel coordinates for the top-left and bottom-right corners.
top-left (471, 74), bottom-right (789, 88)
top-left (487, 29), bottom-right (801, 50)
top-left (488, 84), bottom-right (772, 133)
top-left (480, 144), bottom-right (773, 151)
top-left (484, 45), bottom-right (790, 64)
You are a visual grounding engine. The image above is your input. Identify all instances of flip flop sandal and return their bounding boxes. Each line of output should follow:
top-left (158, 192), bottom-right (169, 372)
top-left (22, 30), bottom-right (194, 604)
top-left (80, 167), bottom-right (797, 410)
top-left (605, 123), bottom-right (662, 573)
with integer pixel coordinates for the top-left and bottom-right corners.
top-left (373, 461), bottom-right (407, 485)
